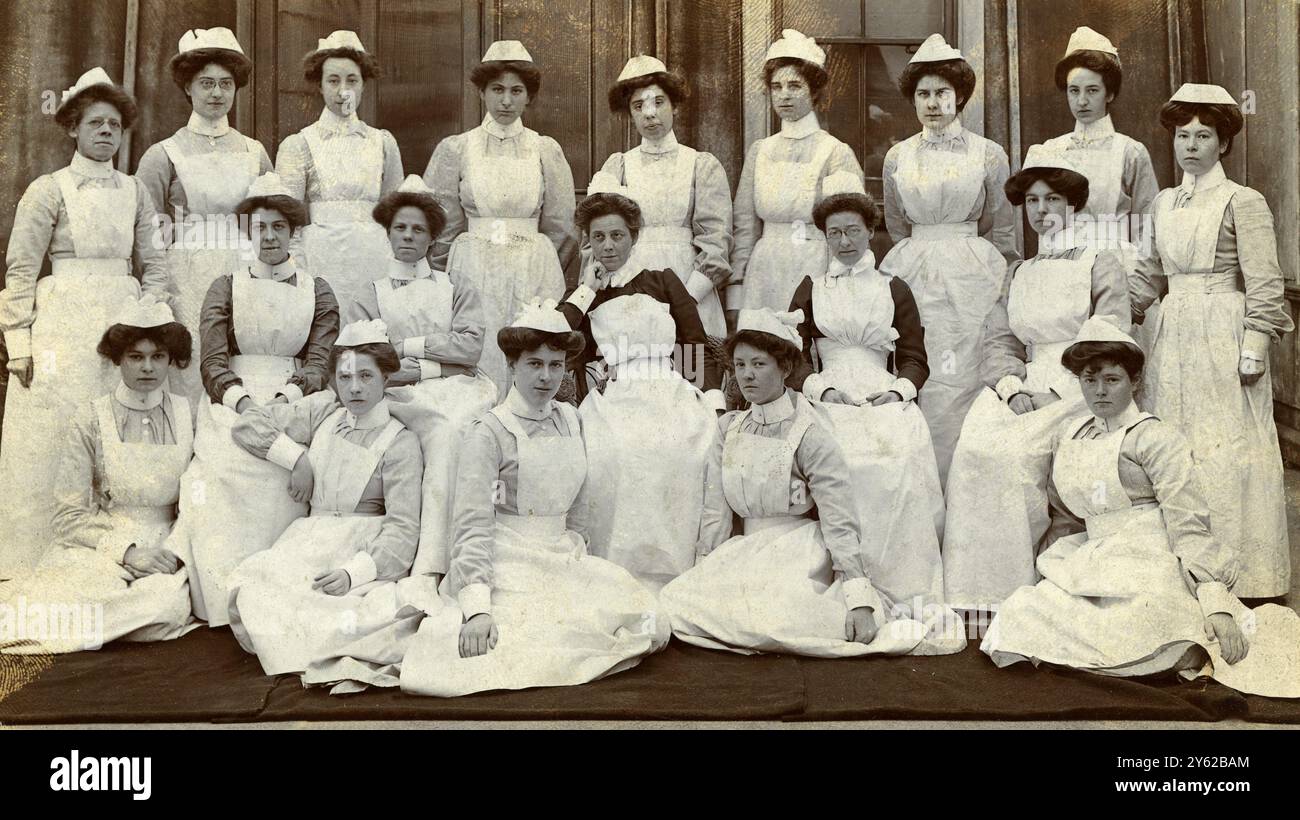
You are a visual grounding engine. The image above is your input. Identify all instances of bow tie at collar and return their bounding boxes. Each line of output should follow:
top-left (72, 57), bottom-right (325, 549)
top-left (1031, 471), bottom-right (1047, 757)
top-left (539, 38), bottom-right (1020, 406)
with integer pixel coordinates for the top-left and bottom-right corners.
top-left (317, 107), bottom-right (366, 138)
top-left (388, 257), bottom-right (433, 282)
top-left (921, 119), bottom-right (965, 146)
top-left (1177, 162), bottom-right (1228, 205)
top-left (826, 250), bottom-right (878, 279)
top-left (1070, 114), bottom-right (1116, 147)
top-left (504, 386), bottom-right (554, 421)
top-left (115, 381), bottom-right (165, 411)
top-left (252, 256), bottom-right (297, 282)
top-left (187, 112), bottom-right (231, 138)
top-left (70, 151), bottom-right (116, 180)
top-left (779, 111), bottom-right (821, 140)
top-left (482, 113), bottom-right (525, 140)
top-left (1086, 400), bottom-right (1143, 434)
top-left (338, 399), bottom-right (391, 432)
top-left (639, 130), bottom-right (680, 155)
top-left (749, 390), bottom-right (795, 425)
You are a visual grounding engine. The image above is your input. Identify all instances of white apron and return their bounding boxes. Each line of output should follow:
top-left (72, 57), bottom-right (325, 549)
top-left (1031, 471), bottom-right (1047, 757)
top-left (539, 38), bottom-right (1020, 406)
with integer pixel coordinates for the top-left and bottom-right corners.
top-left (298, 126), bottom-right (392, 314)
top-left (400, 403), bottom-right (667, 697)
top-left (660, 407), bottom-right (955, 658)
top-left (807, 271), bottom-right (947, 615)
top-left (446, 128), bottom-right (566, 397)
top-left (160, 136), bottom-right (263, 407)
top-left (943, 251), bottom-right (1095, 609)
top-left (879, 136), bottom-right (1008, 486)
top-left (227, 408), bottom-right (406, 675)
top-left (1146, 180), bottom-right (1289, 597)
top-left (0, 168), bottom-right (142, 576)
top-left (373, 274), bottom-right (497, 576)
top-left (170, 268), bottom-right (316, 625)
top-left (1, 394), bottom-right (195, 654)
top-left (621, 146), bottom-right (726, 337)
top-left (741, 135), bottom-right (837, 313)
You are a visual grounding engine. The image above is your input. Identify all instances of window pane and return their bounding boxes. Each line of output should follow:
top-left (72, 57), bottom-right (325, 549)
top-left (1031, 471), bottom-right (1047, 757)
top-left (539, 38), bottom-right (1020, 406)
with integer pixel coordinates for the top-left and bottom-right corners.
top-left (865, 0), bottom-right (946, 39)
top-left (783, 0), bottom-right (862, 38)
top-left (376, 0), bottom-right (463, 177)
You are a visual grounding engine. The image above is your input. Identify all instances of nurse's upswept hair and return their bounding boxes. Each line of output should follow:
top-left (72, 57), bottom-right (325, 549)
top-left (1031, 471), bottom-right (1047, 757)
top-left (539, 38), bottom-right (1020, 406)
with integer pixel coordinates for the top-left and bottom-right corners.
top-left (234, 195), bottom-right (310, 235)
top-left (1158, 101), bottom-right (1244, 158)
top-left (812, 192), bottom-right (881, 233)
top-left (1004, 167), bottom-right (1090, 210)
top-left (763, 57), bottom-right (830, 104)
top-left (372, 190), bottom-right (447, 237)
top-left (1061, 341), bottom-right (1144, 381)
top-left (608, 70), bottom-right (688, 114)
top-left (723, 330), bottom-right (801, 376)
top-left (470, 60), bottom-right (542, 100)
top-left (97, 322), bottom-right (193, 370)
top-left (898, 58), bottom-right (977, 113)
top-left (497, 327), bottom-right (585, 365)
top-left (55, 85), bottom-right (139, 131)
top-left (1054, 49), bottom-right (1123, 97)
top-left (575, 192), bottom-right (642, 240)
top-left (329, 341), bottom-right (401, 379)
top-left (303, 47), bottom-right (382, 83)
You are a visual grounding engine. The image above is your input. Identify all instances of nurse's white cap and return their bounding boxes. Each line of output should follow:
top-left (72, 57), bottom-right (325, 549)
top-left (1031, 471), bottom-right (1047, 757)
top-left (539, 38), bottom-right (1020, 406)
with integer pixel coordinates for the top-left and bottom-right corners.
top-left (60, 67), bottom-right (116, 106)
top-left (1065, 314), bottom-right (1142, 356)
top-left (1020, 143), bottom-right (1084, 174)
top-left (1062, 26), bottom-right (1118, 58)
top-left (245, 172), bottom-right (294, 199)
top-left (482, 40), bottom-right (533, 63)
top-left (315, 30), bottom-right (366, 54)
top-left (116, 294), bottom-right (175, 329)
top-left (909, 33), bottom-right (965, 65)
top-left (1169, 82), bottom-right (1238, 106)
top-left (395, 174), bottom-right (435, 195)
top-left (821, 170), bottom-right (866, 197)
top-left (736, 308), bottom-right (804, 348)
top-left (591, 294), bottom-right (675, 368)
top-left (337, 319), bottom-right (390, 347)
top-left (765, 29), bottom-right (826, 68)
top-left (177, 27), bottom-right (246, 55)
top-left (510, 297), bottom-right (570, 333)
top-left (618, 54), bottom-right (668, 82)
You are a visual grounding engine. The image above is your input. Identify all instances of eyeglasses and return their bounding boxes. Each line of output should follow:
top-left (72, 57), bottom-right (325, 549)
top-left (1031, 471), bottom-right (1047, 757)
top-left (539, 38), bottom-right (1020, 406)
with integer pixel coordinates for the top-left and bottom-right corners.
top-left (825, 227), bottom-right (867, 241)
top-left (84, 118), bottom-right (122, 131)
top-left (197, 78), bottom-right (236, 92)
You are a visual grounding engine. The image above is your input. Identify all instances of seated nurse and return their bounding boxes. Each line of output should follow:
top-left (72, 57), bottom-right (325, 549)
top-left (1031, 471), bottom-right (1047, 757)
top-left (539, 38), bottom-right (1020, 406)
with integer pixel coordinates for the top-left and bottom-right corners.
top-left (982, 316), bottom-right (1300, 698)
top-left (398, 299), bottom-right (670, 697)
top-left (944, 147), bottom-right (1129, 611)
top-left (225, 319), bottom-right (422, 677)
top-left (1, 296), bottom-right (194, 654)
top-left (660, 308), bottom-right (965, 658)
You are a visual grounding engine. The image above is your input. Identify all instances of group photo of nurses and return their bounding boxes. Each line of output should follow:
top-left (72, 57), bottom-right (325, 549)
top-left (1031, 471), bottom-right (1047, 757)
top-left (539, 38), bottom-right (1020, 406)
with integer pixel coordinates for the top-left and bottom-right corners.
top-left (1, 19), bottom-right (1298, 703)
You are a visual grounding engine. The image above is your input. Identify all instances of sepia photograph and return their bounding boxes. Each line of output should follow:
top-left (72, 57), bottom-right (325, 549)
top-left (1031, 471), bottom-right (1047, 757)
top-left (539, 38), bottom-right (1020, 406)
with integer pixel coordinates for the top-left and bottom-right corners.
top-left (0, 0), bottom-right (1296, 797)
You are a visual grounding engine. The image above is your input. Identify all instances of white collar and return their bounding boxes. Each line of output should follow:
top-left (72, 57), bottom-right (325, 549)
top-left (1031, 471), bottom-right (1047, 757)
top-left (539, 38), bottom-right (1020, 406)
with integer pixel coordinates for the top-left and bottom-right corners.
top-left (748, 389), bottom-right (796, 425)
top-left (115, 381), bottom-right (165, 411)
top-left (482, 113), bottom-right (525, 140)
top-left (1090, 400), bottom-right (1144, 434)
top-left (252, 255), bottom-right (297, 282)
top-left (387, 257), bottom-right (433, 282)
top-left (344, 399), bottom-right (391, 431)
top-left (1072, 114), bottom-right (1115, 140)
top-left (639, 130), bottom-right (679, 155)
top-left (608, 259), bottom-right (640, 289)
top-left (826, 250), bottom-right (878, 279)
top-left (187, 111), bottom-right (231, 138)
top-left (922, 118), bottom-right (965, 143)
top-left (1179, 162), bottom-right (1228, 196)
top-left (70, 151), bottom-right (115, 179)
top-left (779, 111), bottom-right (821, 140)
top-left (317, 106), bottom-right (364, 136)
top-left (504, 385), bottom-right (554, 421)
top-left (1039, 227), bottom-right (1089, 255)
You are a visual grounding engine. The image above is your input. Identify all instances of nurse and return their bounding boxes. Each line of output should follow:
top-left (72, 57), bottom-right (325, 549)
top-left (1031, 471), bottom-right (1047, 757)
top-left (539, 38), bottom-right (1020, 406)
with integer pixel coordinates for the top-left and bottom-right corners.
top-left (944, 148), bottom-right (1130, 610)
top-left (170, 173), bottom-right (339, 626)
top-left (276, 30), bottom-right (403, 315)
top-left (226, 320), bottom-right (423, 676)
top-left (587, 55), bottom-right (730, 338)
top-left (348, 174), bottom-right (497, 582)
top-left (423, 40), bottom-right (577, 397)
top-left (786, 175), bottom-right (949, 623)
top-left (983, 316), bottom-right (1300, 699)
top-left (1130, 84), bottom-right (1295, 599)
top-left (135, 27), bottom-right (272, 405)
top-left (398, 301), bottom-right (669, 697)
top-left (1, 297), bottom-right (193, 655)
top-left (880, 33), bottom-right (1017, 485)
top-left (728, 28), bottom-right (865, 318)
top-left (0, 68), bottom-right (168, 577)
top-left (660, 309), bottom-right (965, 658)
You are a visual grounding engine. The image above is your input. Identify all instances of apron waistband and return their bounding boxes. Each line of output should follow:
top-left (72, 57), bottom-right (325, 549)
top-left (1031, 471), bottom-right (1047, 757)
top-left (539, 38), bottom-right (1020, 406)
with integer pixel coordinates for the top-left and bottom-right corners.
top-left (309, 509), bottom-right (383, 519)
top-left (497, 512), bottom-right (567, 539)
top-left (51, 258), bottom-right (130, 277)
top-left (1166, 271), bottom-right (1240, 295)
top-left (637, 225), bottom-right (692, 244)
top-left (910, 222), bottom-right (978, 241)
top-left (763, 221), bottom-right (825, 242)
top-left (111, 505), bottom-right (175, 527)
top-left (1084, 501), bottom-right (1161, 539)
top-left (1026, 339), bottom-right (1073, 365)
top-left (743, 514), bottom-right (808, 535)
top-left (467, 216), bottom-right (540, 237)
top-left (310, 200), bottom-right (375, 223)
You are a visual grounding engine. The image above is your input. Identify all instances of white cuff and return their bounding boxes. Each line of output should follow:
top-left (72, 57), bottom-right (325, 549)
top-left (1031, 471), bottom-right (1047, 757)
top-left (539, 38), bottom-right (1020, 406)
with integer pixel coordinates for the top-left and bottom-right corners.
top-left (889, 377), bottom-right (918, 402)
top-left (995, 375), bottom-right (1027, 402)
top-left (842, 576), bottom-right (883, 613)
top-left (566, 285), bottom-right (597, 314)
top-left (802, 373), bottom-right (832, 403)
top-left (222, 384), bottom-right (251, 411)
top-left (685, 270), bottom-right (717, 303)
top-left (3, 328), bottom-right (32, 360)
top-left (458, 582), bottom-right (492, 619)
top-left (418, 360), bottom-right (442, 381)
top-left (703, 389), bottom-right (726, 413)
top-left (276, 382), bottom-right (304, 403)
top-left (98, 531), bottom-right (137, 566)
top-left (1196, 581), bottom-right (1244, 620)
top-left (266, 434), bottom-right (308, 471)
top-left (724, 284), bottom-right (744, 311)
top-left (403, 337), bottom-right (427, 359)
top-left (340, 550), bottom-right (378, 588)
top-left (1241, 328), bottom-right (1271, 361)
